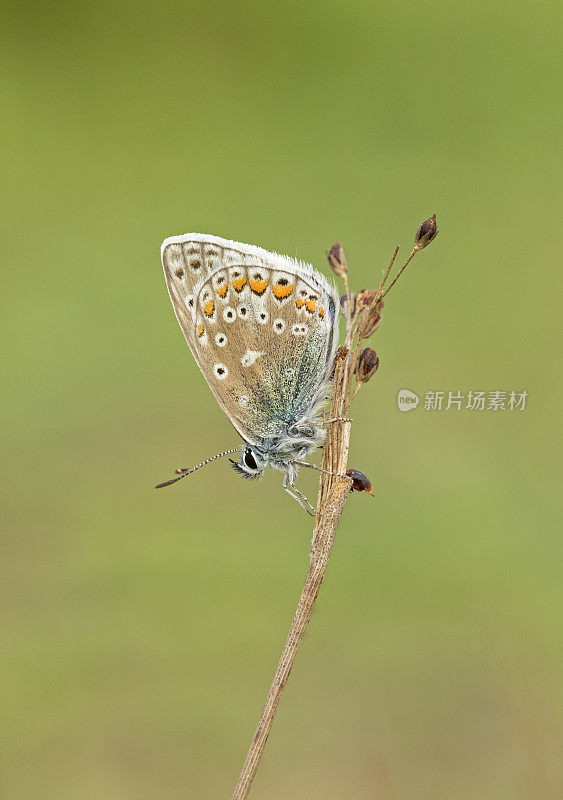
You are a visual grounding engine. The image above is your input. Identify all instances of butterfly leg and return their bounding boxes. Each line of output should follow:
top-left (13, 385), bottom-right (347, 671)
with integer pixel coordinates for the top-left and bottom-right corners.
top-left (283, 475), bottom-right (317, 516)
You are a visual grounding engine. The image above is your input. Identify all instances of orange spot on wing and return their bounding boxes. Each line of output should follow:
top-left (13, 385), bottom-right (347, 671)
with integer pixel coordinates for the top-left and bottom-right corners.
top-left (217, 284), bottom-right (228, 297)
top-left (273, 283), bottom-right (293, 299)
top-left (231, 276), bottom-right (247, 292)
top-left (305, 299), bottom-right (317, 313)
top-left (319, 307), bottom-right (325, 318)
top-left (204, 299), bottom-right (215, 317)
top-left (249, 278), bottom-right (268, 294)
top-left (197, 324), bottom-right (204, 337)
top-left (296, 298), bottom-right (304, 308)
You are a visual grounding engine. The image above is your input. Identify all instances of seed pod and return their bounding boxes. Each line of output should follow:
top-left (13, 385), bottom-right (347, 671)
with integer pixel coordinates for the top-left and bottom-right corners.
top-left (355, 348), bottom-right (380, 383)
top-left (346, 468), bottom-right (374, 496)
top-left (356, 298), bottom-right (383, 339)
top-left (414, 213), bottom-right (438, 249)
top-left (327, 242), bottom-right (348, 279)
top-left (356, 288), bottom-right (378, 309)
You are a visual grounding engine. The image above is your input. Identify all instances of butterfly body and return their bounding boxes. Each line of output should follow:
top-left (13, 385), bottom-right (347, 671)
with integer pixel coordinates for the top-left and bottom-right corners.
top-left (160, 234), bottom-right (341, 510)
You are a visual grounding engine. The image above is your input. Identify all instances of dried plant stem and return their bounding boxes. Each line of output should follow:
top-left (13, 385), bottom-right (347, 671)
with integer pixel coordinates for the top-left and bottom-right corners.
top-left (229, 217), bottom-right (437, 798)
top-left (230, 354), bottom-right (352, 800)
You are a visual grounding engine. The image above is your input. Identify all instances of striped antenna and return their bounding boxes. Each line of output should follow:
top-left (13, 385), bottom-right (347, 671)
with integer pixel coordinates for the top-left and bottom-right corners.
top-left (155, 448), bottom-right (241, 489)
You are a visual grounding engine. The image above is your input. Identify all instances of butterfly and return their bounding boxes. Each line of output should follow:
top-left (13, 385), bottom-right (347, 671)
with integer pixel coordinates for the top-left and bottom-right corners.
top-left (157, 234), bottom-right (341, 513)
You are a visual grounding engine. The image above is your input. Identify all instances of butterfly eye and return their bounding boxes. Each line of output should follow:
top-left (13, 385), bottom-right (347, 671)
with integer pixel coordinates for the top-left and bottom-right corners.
top-left (244, 449), bottom-right (258, 470)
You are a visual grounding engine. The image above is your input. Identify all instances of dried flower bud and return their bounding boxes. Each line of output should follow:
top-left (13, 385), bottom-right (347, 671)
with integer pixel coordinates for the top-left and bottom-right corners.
top-left (340, 292), bottom-right (356, 318)
top-left (414, 213), bottom-right (438, 250)
top-left (327, 242), bottom-right (348, 279)
top-left (356, 298), bottom-right (383, 339)
top-left (346, 468), bottom-right (374, 496)
top-left (356, 288), bottom-right (378, 309)
top-left (355, 348), bottom-right (379, 383)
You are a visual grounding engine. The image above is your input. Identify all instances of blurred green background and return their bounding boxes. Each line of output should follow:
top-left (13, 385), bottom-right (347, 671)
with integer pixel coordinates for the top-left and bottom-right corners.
top-left (2, 1), bottom-right (561, 798)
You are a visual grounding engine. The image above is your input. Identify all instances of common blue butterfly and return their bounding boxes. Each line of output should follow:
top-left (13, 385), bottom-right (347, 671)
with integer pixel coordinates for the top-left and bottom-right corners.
top-left (157, 234), bottom-right (340, 513)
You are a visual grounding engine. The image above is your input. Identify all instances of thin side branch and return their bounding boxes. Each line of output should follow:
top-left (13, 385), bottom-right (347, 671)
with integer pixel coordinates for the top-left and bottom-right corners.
top-left (381, 247), bottom-right (417, 298)
top-left (379, 245), bottom-right (400, 292)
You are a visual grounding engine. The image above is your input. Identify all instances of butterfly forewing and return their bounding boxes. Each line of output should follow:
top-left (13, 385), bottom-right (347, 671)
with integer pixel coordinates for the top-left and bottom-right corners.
top-left (161, 234), bottom-right (270, 350)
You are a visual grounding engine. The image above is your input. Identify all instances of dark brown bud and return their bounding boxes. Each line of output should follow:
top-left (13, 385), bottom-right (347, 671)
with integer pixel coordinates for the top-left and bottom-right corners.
top-left (340, 292), bottom-right (356, 318)
top-left (346, 468), bottom-right (374, 496)
top-left (327, 242), bottom-right (348, 279)
top-left (414, 213), bottom-right (438, 250)
top-left (356, 298), bottom-right (383, 339)
top-left (355, 348), bottom-right (380, 383)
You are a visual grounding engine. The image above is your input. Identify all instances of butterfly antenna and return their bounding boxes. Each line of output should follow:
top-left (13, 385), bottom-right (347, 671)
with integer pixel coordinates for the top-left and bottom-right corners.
top-left (155, 448), bottom-right (241, 489)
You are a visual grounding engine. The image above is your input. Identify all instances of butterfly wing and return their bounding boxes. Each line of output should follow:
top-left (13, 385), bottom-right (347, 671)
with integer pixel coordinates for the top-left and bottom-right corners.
top-left (161, 235), bottom-right (340, 446)
top-left (161, 234), bottom-right (270, 351)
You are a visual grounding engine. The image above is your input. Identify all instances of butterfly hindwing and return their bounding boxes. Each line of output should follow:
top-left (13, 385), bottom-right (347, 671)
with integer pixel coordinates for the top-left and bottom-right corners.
top-left (190, 261), bottom-right (339, 445)
top-left (161, 234), bottom-right (340, 446)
